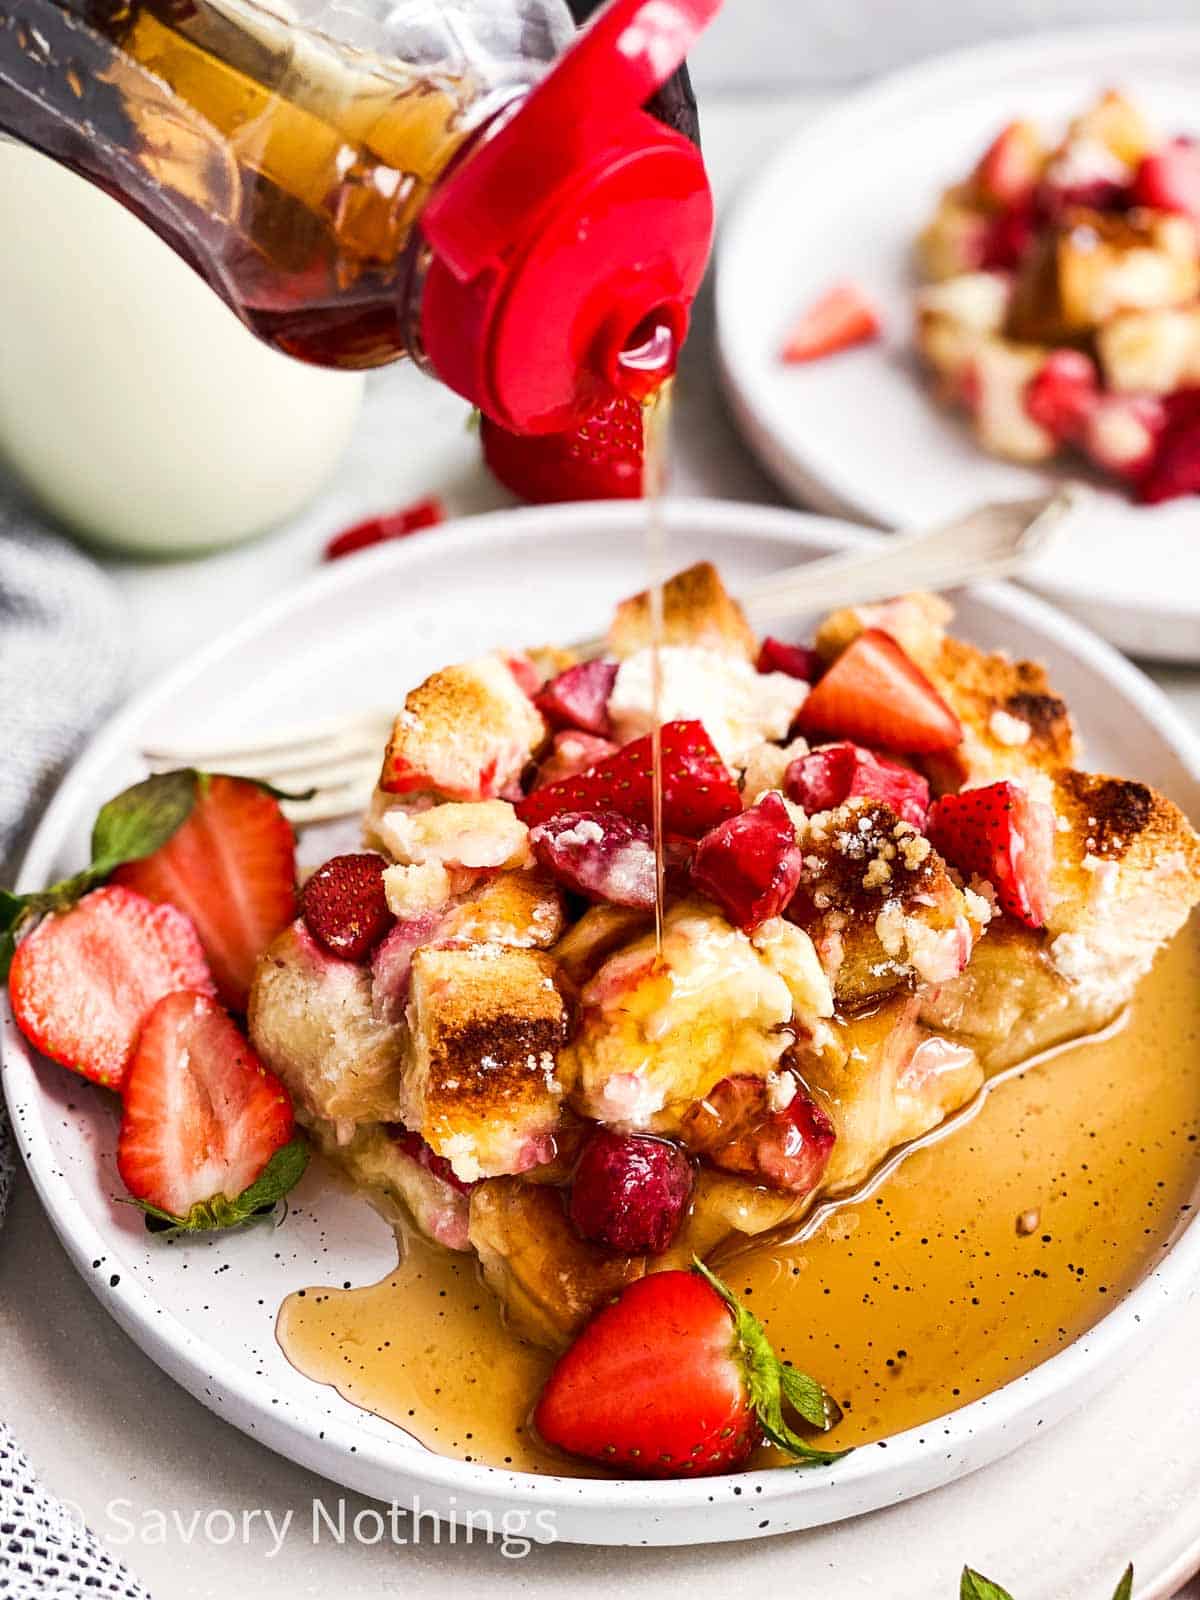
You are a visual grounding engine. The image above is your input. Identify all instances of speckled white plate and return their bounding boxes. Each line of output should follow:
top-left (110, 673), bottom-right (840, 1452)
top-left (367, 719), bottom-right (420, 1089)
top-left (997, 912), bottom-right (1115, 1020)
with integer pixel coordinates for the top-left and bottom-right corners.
top-left (3, 500), bottom-right (1200, 1554)
top-left (717, 25), bottom-right (1200, 662)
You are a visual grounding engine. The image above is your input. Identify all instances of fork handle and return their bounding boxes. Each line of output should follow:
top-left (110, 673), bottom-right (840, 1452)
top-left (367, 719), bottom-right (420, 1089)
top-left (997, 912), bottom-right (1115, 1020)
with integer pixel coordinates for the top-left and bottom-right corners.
top-left (739, 488), bottom-right (1082, 628)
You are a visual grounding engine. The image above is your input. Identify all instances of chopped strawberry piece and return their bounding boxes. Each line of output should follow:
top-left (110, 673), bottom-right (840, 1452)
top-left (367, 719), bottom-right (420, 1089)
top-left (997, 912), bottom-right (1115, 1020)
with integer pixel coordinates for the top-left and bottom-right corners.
top-left (389, 1126), bottom-right (476, 1196)
top-left (323, 496), bottom-right (444, 561)
top-left (756, 637), bottom-right (819, 681)
top-left (690, 792), bottom-right (803, 931)
top-left (681, 1075), bottom-right (836, 1197)
top-left (1138, 413), bottom-right (1200, 504)
top-left (301, 853), bottom-right (394, 963)
top-left (505, 653), bottom-right (542, 698)
top-left (371, 910), bottom-right (447, 1022)
top-left (781, 282), bottom-right (881, 364)
top-left (8, 885), bottom-right (214, 1091)
top-left (529, 811), bottom-right (656, 910)
top-left (535, 659), bottom-right (618, 736)
top-left (797, 629), bottom-right (962, 755)
top-left (117, 990), bottom-right (296, 1222)
top-left (786, 741), bottom-right (930, 829)
top-left (516, 720), bottom-right (741, 838)
top-left (113, 775), bottom-right (296, 1011)
top-left (1025, 349), bottom-right (1099, 442)
top-left (533, 730), bottom-right (621, 790)
top-left (1133, 138), bottom-right (1200, 219)
top-left (980, 203), bottom-right (1036, 270)
top-left (1082, 393), bottom-right (1166, 482)
top-left (568, 1129), bottom-right (693, 1255)
top-left (976, 120), bottom-right (1043, 208)
top-left (928, 780), bottom-right (1055, 929)
top-left (481, 396), bottom-right (644, 504)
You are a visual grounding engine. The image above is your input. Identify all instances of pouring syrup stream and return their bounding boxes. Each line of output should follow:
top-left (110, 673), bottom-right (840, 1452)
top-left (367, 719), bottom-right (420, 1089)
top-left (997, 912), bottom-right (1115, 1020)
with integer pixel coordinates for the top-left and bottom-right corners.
top-left (642, 379), bottom-right (673, 958)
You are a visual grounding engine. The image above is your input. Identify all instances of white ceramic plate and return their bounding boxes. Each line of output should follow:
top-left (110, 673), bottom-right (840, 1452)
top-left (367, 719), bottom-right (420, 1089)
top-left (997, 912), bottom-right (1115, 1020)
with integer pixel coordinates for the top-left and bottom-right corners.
top-left (3, 500), bottom-right (1199, 1553)
top-left (716, 25), bottom-right (1200, 662)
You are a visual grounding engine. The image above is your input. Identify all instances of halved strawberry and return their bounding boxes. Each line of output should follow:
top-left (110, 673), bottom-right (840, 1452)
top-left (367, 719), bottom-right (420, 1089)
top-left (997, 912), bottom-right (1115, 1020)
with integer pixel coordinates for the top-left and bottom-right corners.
top-left (535, 660), bottom-right (618, 736)
top-left (323, 496), bottom-right (444, 561)
top-left (756, 636), bottom-right (819, 682)
top-left (975, 120), bottom-right (1043, 209)
top-left (927, 780), bottom-right (1055, 928)
top-left (8, 885), bottom-right (213, 1090)
top-left (1133, 138), bottom-right (1200, 219)
top-left (797, 629), bottom-right (962, 755)
top-left (1024, 349), bottom-right (1099, 443)
top-left (515, 721), bottom-right (741, 838)
top-left (781, 282), bottom-right (881, 364)
top-left (117, 990), bottom-right (302, 1230)
top-left (481, 396), bottom-right (645, 504)
top-left (113, 775), bottom-right (296, 1011)
top-left (690, 792), bottom-right (803, 931)
top-left (786, 741), bottom-right (930, 829)
top-left (533, 1260), bottom-right (845, 1477)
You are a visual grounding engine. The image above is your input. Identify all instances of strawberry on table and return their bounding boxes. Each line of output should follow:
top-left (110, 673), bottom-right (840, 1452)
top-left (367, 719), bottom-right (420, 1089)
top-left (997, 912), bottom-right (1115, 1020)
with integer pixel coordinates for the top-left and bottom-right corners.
top-left (797, 628), bottom-right (962, 755)
top-left (928, 780), bottom-right (1055, 929)
top-left (690, 792), bottom-right (804, 931)
top-left (113, 774), bottom-right (297, 1011)
top-left (118, 990), bottom-right (305, 1231)
top-left (786, 741), bottom-right (931, 829)
top-left (8, 885), bottom-right (213, 1091)
top-left (533, 1260), bottom-right (845, 1477)
top-left (481, 396), bottom-right (645, 504)
top-left (516, 720), bottom-right (741, 839)
top-left (781, 282), bottom-right (881, 365)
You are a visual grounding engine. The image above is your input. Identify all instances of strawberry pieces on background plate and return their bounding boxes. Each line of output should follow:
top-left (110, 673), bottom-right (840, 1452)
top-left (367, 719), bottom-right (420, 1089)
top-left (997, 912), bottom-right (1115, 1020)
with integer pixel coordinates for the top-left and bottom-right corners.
top-left (7, 885), bottom-right (214, 1091)
top-left (798, 629), bottom-right (962, 755)
top-left (118, 990), bottom-right (304, 1230)
top-left (781, 282), bottom-right (882, 365)
top-left (533, 1260), bottom-right (845, 1477)
top-left (929, 780), bottom-right (1055, 929)
top-left (114, 774), bottom-right (297, 1011)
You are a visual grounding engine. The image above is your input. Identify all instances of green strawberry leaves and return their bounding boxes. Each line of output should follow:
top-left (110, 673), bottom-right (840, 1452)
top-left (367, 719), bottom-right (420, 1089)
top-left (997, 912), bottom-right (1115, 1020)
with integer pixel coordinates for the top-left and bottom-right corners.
top-left (960, 1565), bottom-right (1133, 1600)
top-left (691, 1257), bottom-right (850, 1468)
top-left (133, 1136), bottom-right (310, 1234)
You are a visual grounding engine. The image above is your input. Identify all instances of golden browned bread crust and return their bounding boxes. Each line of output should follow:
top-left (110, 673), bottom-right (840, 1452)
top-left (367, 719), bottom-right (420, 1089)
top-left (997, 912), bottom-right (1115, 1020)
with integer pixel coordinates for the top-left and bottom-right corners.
top-left (440, 870), bottom-right (567, 949)
top-left (406, 945), bottom-right (569, 1180)
top-left (606, 561), bottom-right (757, 661)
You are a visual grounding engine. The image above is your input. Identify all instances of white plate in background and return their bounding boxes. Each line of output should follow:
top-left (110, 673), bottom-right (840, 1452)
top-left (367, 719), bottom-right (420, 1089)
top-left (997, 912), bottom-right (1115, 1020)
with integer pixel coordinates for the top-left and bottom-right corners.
top-left (717, 25), bottom-right (1200, 661)
top-left (2, 500), bottom-right (1199, 1569)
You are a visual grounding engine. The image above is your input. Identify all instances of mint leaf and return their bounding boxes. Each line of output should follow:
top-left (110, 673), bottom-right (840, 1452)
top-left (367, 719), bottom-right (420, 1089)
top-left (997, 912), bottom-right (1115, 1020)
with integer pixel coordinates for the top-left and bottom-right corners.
top-left (235, 1137), bottom-right (309, 1214)
top-left (781, 1364), bottom-right (842, 1430)
top-left (961, 1570), bottom-right (1015, 1600)
top-left (0, 890), bottom-right (25, 933)
top-left (1111, 1565), bottom-right (1133, 1600)
top-left (90, 770), bottom-right (198, 875)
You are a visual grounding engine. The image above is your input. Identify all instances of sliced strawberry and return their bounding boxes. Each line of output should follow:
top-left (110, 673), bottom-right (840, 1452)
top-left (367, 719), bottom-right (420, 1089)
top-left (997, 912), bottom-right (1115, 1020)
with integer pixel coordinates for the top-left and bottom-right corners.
top-left (928, 780), bottom-right (1055, 929)
top-left (505, 653), bottom-right (542, 698)
top-left (1133, 138), bottom-right (1200, 219)
top-left (7, 885), bottom-right (213, 1091)
top-left (301, 853), bottom-right (394, 963)
top-left (1082, 393), bottom-right (1165, 482)
top-left (534, 660), bottom-right (618, 736)
top-left (1138, 413), bottom-right (1200, 504)
top-left (755, 637), bottom-right (819, 682)
top-left (1024, 349), bottom-right (1099, 442)
top-left (529, 811), bottom-right (656, 910)
top-left (481, 396), bottom-right (644, 504)
top-left (781, 282), bottom-right (880, 365)
top-left (113, 775), bottom-right (296, 1011)
top-left (323, 496), bottom-right (444, 561)
top-left (516, 721), bottom-right (741, 838)
top-left (797, 629), bottom-right (962, 755)
top-left (533, 1261), bottom-right (844, 1476)
top-left (975, 120), bottom-right (1043, 208)
top-left (786, 742), bottom-right (930, 829)
top-left (690, 793), bottom-right (803, 931)
top-left (117, 990), bottom-right (299, 1227)
top-left (533, 730), bottom-right (621, 790)
top-left (680, 1075), bottom-right (836, 1197)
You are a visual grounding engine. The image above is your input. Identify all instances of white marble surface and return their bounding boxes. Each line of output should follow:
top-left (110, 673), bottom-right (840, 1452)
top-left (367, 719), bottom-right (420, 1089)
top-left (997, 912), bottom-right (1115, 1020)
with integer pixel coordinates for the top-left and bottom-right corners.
top-left (3, 91), bottom-right (1200, 1599)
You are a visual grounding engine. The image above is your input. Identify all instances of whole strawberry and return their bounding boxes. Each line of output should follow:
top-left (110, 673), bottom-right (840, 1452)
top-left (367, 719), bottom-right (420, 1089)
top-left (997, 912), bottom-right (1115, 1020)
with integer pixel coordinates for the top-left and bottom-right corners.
top-left (301, 852), bottom-right (395, 962)
top-left (534, 1259), bottom-right (846, 1477)
top-left (481, 397), bottom-right (645, 504)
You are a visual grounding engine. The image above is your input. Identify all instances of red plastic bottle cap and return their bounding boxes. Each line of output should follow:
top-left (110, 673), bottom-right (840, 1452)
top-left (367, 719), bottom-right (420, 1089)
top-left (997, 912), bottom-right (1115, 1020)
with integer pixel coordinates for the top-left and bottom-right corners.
top-left (418, 0), bottom-right (720, 435)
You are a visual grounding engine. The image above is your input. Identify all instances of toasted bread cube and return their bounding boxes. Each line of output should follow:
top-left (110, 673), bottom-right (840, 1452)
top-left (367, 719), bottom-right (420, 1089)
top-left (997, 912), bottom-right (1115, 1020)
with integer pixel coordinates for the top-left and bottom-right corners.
top-left (915, 272), bottom-right (1014, 389)
top-left (607, 561), bottom-right (757, 662)
top-left (970, 339), bottom-right (1058, 462)
top-left (248, 921), bottom-right (408, 1127)
top-left (380, 655), bottom-right (545, 802)
top-left (814, 591), bottom-right (953, 672)
top-left (376, 799), bottom-right (531, 871)
top-left (440, 869), bottom-right (566, 949)
top-left (916, 185), bottom-right (989, 283)
top-left (790, 800), bottom-right (988, 1007)
top-left (559, 900), bottom-right (831, 1132)
top-left (1098, 305), bottom-right (1200, 394)
top-left (1067, 89), bottom-right (1158, 168)
top-left (405, 945), bottom-right (569, 1182)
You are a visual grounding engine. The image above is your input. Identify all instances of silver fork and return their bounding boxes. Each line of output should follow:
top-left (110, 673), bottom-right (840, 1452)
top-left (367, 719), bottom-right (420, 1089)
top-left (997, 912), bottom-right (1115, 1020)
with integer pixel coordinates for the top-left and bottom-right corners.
top-left (141, 487), bottom-right (1084, 825)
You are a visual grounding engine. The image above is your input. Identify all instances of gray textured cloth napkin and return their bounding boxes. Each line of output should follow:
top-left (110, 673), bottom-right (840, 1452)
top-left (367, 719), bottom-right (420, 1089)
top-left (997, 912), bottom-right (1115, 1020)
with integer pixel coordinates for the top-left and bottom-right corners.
top-left (0, 499), bottom-right (152, 1598)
